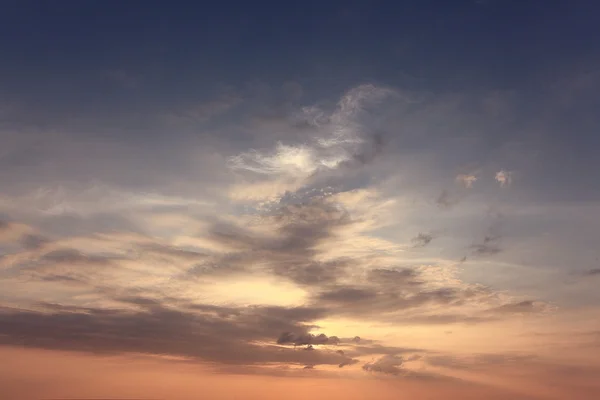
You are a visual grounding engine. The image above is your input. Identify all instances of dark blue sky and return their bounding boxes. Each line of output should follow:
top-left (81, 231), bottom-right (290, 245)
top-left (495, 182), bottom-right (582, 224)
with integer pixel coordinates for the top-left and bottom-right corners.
top-left (1, 1), bottom-right (600, 198)
top-left (2, 1), bottom-right (599, 96)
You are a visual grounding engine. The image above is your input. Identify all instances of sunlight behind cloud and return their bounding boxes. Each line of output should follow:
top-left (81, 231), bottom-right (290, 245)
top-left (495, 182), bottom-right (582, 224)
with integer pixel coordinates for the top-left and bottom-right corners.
top-left (195, 276), bottom-right (308, 307)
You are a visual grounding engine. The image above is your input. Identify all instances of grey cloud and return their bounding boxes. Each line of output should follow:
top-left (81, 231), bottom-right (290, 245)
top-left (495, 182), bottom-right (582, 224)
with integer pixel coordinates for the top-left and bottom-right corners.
top-left (487, 300), bottom-right (545, 314)
top-left (471, 242), bottom-right (502, 256)
top-left (19, 233), bottom-right (49, 250)
top-left (584, 268), bottom-right (600, 276)
top-left (471, 232), bottom-right (502, 257)
top-left (276, 332), bottom-right (340, 347)
top-left (367, 268), bottom-right (421, 286)
top-left (13, 247), bottom-right (129, 285)
top-left (36, 212), bottom-right (142, 238)
top-left (310, 283), bottom-right (493, 320)
top-left (345, 132), bottom-right (385, 167)
top-left (136, 242), bottom-right (207, 261)
top-left (426, 352), bottom-right (537, 371)
top-left (316, 286), bottom-right (378, 303)
top-left (0, 302), bottom-right (357, 369)
top-left (351, 344), bottom-right (424, 357)
top-left (40, 248), bottom-right (116, 265)
top-left (37, 274), bottom-right (88, 285)
top-left (411, 232), bottom-right (434, 248)
top-left (338, 358), bottom-right (359, 368)
top-left (362, 355), bottom-right (404, 375)
top-left (436, 189), bottom-right (461, 209)
top-left (191, 199), bottom-right (355, 286)
top-left (272, 260), bottom-right (347, 287)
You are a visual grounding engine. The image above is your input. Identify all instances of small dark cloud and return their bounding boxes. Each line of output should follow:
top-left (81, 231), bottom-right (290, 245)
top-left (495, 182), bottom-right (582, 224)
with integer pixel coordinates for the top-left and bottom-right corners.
top-left (0, 302), bottom-right (358, 369)
top-left (488, 300), bottom-right (544, 314)
top-left (411, 232), bottom-right (434, 248)
top-left (316, 286), bottom-right (378, 303)
top-left (38, 274), bottom-right (87, 285)
top-left (362, 355), bottom-right (404, 375)
top-left (471, 234), bottom-right (502, 256)
top-left (136, 243), bottom-right (207, 261)
top-left (426, 352), bottom-right (537, 370)
top-left (339, 358), bottom-right (359, 368)
top-left (19, 233), bottom-right (49, 250)
top-left (471, 243), bottom-right (502, 256)
top-left (436, 189), bottom-right (460, 209)
top-left (584, 268), bottom-right (600, 276)
top-left (277, 332), bottom-right (339, 346)
top-left (348, 132), bottom-right (385, 166)
top-left (41, 248), bottom-right (117, 265)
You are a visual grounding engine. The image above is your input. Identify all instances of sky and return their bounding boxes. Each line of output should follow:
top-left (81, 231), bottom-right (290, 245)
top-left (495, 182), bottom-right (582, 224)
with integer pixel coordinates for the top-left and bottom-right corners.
top-left (1, 1), bottom-right (600, 399)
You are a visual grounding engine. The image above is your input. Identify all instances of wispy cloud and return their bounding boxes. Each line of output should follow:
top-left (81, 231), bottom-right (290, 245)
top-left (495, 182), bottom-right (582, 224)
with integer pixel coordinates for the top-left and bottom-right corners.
top-left (495, 169), bottom-right (514, 188)
top-left (455, 174), bottom-right (478, 188)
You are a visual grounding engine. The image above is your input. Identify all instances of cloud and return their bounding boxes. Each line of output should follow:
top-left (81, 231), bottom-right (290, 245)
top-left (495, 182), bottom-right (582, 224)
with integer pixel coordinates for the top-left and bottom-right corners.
top-left (436, 189), bottom-right (462, 209)
top-left (0, 302), bottom-right (359, 369)
top-left (426, 352), bottom-right (538, 371)
top-left (487, 300), bottom-right (547, 314)
top-left (495, 169), bottom-right (513, 188)
top-left (471, 216), bottom-right (504, 257)
top-left (0, 81), bottom-right (560, 381)
top-left (470, 240), bottom-right (502, 256)
top-left (19, 233), bottom-right (49, 250)
top-left (584, 268), bottom-right (600, 276)
top-left (455, 174), bottom-right (477, 188)
top-left (276, 332), bottom-right (341, 347)
top-left (226, 84), bottom-right (395, 201)
top-left (411, 232), bottom-right (434, 248)
top-left (362, 355), bottom-right (405, 375)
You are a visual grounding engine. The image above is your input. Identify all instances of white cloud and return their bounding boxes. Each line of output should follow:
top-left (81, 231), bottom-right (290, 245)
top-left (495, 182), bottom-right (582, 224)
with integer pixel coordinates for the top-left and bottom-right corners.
top-left (227, 84), bottom-right (394, 181)
top-left (495, 170), bottom-right (513, 188)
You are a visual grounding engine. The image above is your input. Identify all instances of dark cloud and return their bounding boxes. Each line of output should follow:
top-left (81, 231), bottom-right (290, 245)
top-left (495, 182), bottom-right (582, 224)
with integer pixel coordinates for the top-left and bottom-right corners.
top-left (436, 189), bottom-right (461, 209)
top-left (19, 233), bottom-right (49, 250)
top-left (584, 268), bottom-right (600, 276)
top-left (426, 353), bottom-right (537, 370)
top-left (190, 199), bottom-right (355, 286)
top-left (316, 286), bottom-right (378, 303)
top-left (471, 212), bottom-right (505, 257)
top-left (36, 212), bottom-right (142, 237)
top-left (37, 274), bottom-right (88, 285)
top-left (471, 235), bottom-right (502, 256)
top-left (487, 300), bottom-right (544, 314)
top-left (362, 355), bottom-right (404, 375)
top-left (346, 132), bottom-right (386, 167)
top-left (366, 268), bottom-right (422, 287)
top-left (40, 248), bottom-right (114, 265)
top-left (471, 242), bottom-right (502, 256)
top-left (276, 332), bottom-right (340, 347)
top-left (0, 302), bottom-right (358, 369)
top-left (310, 283), bottom-right (494, 321)
top-left (411, 233), bottom-right (434, 248)
top-left (136, 243), bottom-right (208, 261)
top-left (351, 344), bottom-right (423, 357)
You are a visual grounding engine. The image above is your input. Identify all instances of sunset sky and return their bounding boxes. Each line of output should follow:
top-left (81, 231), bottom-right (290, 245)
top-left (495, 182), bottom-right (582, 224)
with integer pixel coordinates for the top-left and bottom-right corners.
top-left (1, 1), bottom-right (600, 399)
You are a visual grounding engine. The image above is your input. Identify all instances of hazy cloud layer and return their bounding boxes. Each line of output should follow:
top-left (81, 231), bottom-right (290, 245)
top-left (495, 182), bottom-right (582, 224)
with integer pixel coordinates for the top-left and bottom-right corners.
top-left (1, 79), bottom-right (599, 387)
